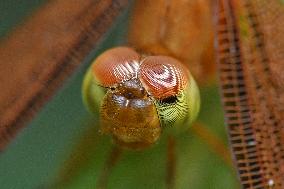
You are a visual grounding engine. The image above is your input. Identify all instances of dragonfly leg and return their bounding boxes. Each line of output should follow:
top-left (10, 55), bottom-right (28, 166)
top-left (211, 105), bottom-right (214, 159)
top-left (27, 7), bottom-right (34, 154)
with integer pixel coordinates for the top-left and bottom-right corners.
top-left (96, 145), bottom-right (123, 189)
top-left (166, 135), bottom-right (176, 189)
top-left (190, 121), bottom-right (232, 167)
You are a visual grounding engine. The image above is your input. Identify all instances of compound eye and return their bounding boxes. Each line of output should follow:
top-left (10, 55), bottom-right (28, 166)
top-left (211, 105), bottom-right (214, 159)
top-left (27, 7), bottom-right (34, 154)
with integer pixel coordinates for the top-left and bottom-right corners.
top-left (91, 47), bottom-right (140, 87)
top-left (139, 56), bottom-right (190, 99)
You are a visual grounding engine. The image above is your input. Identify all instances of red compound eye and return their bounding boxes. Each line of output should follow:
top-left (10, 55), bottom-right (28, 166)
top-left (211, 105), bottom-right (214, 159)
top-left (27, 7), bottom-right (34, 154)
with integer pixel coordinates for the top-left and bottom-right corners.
top-left (139, 56), bottom-right (190, 99)
top-left (92, 47), bottom-right (140, 86)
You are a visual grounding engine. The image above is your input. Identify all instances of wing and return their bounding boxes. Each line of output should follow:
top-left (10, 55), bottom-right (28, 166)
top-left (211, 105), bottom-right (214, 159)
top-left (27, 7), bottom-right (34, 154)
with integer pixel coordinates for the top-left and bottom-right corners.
top-left (216, 0), bottom-right (284, 188)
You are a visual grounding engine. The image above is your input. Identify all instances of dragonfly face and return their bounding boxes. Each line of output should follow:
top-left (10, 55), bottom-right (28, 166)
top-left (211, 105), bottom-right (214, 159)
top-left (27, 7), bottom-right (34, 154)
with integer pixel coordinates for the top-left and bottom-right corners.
top-left (82, 47), bottom-right (200, 149)
top-left (101, 79), bottom-right (161, 149)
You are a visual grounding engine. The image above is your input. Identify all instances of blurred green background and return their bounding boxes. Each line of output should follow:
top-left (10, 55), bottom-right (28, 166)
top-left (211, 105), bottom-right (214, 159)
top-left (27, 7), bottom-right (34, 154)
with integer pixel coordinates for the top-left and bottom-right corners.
top-left (0, 1), bottom-right (239, 189)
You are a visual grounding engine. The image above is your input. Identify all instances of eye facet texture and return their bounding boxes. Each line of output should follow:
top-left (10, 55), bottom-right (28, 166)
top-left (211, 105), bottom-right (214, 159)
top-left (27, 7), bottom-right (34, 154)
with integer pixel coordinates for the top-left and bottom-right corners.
top-left (155, 77), bottom-right (200, 132)
top-left (92, 47), bottom-right (140, 86)
top-left (139, 56), bottom-right (189, 99)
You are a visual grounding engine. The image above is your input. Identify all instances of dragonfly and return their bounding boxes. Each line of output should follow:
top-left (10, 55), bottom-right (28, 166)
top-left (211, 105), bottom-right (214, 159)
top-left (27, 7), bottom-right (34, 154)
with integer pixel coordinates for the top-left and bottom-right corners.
top-left (0, 0), bottom-right (283, 189)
